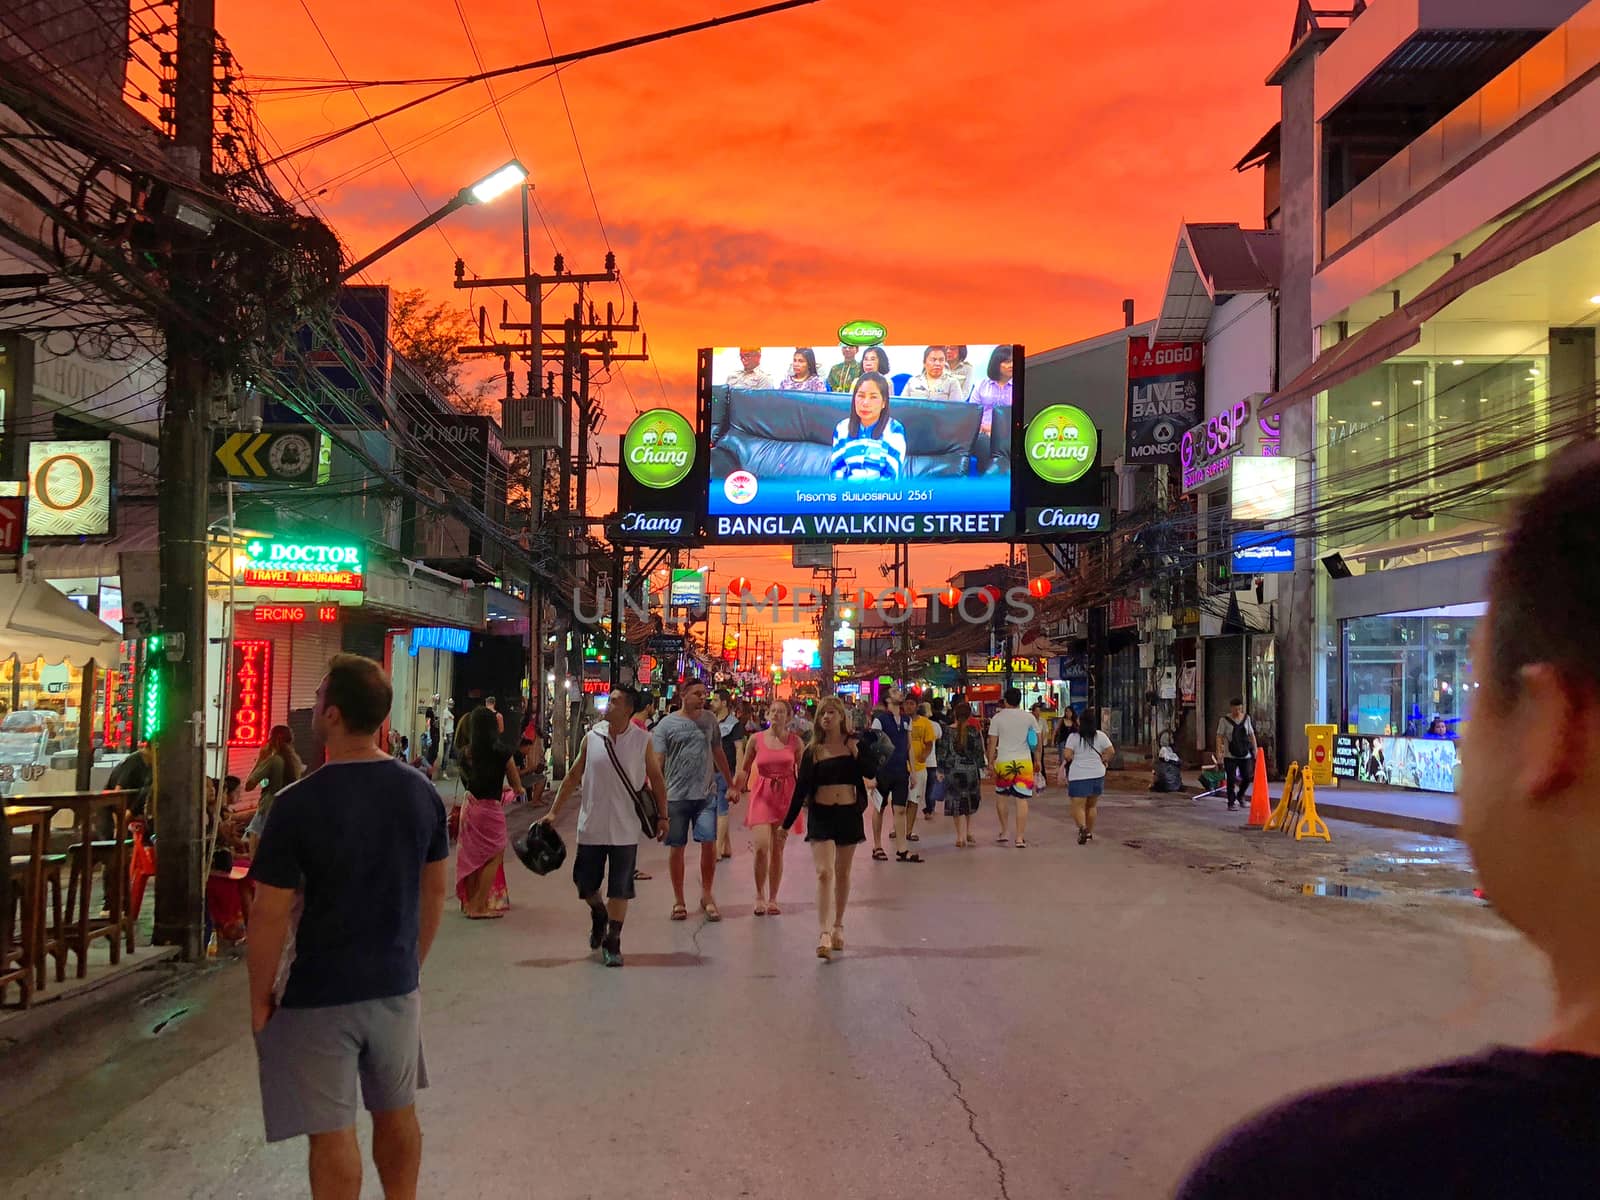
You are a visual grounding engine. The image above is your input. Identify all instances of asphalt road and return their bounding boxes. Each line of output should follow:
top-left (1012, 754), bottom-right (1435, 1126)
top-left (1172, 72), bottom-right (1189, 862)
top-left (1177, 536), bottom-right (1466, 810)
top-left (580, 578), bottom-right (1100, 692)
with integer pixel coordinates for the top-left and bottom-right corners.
top-left (3, 787), bottom-right (1548, 1199)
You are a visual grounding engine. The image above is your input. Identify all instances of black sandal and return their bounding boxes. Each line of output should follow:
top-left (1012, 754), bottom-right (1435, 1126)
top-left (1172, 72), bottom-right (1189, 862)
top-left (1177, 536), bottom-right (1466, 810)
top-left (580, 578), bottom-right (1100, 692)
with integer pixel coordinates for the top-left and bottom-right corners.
top-left (896, 850), bottom-right (923, 863)
top-left (872, 847), bottom-right (888, 861)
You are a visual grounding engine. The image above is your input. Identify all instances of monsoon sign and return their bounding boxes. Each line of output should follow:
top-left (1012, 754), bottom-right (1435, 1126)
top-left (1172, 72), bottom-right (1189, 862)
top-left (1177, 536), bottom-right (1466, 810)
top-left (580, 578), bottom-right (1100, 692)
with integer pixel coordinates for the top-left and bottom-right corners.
top-left (622, 409), bottom-right (695, 489)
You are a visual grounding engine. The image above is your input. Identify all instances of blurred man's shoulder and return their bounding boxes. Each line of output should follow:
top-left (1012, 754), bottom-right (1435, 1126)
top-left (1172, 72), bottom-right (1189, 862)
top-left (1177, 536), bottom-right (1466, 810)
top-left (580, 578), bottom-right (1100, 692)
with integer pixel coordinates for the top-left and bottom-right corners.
top-left (1177, 1049), bottom-right (1600, 1198)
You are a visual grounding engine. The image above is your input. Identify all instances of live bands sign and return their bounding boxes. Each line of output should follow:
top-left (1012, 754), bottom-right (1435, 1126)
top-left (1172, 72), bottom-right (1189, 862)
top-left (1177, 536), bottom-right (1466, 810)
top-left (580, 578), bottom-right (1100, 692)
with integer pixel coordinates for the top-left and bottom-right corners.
top-left (1125, 337), bottom-right (1202, 468)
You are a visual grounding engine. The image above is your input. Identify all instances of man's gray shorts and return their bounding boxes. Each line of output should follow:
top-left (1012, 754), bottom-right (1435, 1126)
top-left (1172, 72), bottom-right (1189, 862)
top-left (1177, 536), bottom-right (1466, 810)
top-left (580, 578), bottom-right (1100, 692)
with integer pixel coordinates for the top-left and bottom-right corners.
top-left (254, 991), bottom-right (428, 1142)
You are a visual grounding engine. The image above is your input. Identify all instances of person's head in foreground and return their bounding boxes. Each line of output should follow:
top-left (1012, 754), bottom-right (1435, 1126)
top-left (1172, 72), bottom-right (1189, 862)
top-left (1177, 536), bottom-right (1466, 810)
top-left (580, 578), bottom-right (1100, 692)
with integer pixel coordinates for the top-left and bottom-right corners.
top-left (313, 654), bottom-right (392, 745)
top-left (1175, 443), bottom-right (1600, 1198)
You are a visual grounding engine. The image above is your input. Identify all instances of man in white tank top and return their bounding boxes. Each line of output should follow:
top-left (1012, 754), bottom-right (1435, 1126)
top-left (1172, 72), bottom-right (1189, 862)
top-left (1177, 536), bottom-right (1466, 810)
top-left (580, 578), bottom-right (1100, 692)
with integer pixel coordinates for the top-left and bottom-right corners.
top-left (540, 686), bottom-right (668, 966)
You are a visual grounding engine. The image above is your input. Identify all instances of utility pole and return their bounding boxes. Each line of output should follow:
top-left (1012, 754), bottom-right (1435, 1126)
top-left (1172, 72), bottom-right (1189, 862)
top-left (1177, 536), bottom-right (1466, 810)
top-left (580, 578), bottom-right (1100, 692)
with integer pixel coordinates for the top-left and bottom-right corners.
top-left (154, 0), bottom-right (215, 960)
top-left (453, 250), bottom-right (646, 774)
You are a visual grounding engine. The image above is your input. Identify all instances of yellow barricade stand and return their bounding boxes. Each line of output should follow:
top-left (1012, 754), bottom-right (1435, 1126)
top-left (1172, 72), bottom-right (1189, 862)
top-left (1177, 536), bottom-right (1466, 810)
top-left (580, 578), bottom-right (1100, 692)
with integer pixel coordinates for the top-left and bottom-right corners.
top-left (1264, 762), bottom-right (1299, 833)
top-left (1296, 771), bottom-right (1333, 842)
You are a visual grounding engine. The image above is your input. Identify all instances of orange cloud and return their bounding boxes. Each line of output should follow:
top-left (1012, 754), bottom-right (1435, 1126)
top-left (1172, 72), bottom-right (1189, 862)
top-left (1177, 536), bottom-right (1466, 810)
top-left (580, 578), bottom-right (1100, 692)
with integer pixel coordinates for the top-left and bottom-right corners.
top-left (220, 0), bottom-right (1287, 624)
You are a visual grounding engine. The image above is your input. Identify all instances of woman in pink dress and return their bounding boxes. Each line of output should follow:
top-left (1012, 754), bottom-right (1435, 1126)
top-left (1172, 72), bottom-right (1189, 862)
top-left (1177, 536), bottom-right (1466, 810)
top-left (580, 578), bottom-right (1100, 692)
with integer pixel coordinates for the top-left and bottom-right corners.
top-left (729, 699), bottom-right (803, 915)
top-left (456, 706), bottom-right (522, 918)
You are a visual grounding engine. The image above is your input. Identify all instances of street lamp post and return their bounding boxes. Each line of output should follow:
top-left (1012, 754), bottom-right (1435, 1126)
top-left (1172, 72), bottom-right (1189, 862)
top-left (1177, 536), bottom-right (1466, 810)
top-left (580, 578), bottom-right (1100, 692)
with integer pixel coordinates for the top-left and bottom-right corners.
top-left (339, 160), bottom-right (527, 282)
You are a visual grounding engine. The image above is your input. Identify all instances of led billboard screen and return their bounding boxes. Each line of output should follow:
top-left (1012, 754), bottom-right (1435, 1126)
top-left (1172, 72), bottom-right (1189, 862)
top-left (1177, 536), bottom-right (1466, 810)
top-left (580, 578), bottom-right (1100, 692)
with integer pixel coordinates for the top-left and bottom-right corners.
top-left (706, 343), bottom-right (1017, 541)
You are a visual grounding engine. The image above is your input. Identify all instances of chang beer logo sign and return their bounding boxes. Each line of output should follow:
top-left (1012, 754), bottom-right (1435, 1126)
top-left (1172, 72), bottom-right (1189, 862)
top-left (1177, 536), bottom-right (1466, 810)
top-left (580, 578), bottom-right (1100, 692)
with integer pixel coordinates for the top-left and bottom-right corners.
top-left (1024, 404), bottom-right (1098, 484)
top-left (837, 319), bottom-right (887, 347)
top-left (623, 409), bottom-right (695, 489)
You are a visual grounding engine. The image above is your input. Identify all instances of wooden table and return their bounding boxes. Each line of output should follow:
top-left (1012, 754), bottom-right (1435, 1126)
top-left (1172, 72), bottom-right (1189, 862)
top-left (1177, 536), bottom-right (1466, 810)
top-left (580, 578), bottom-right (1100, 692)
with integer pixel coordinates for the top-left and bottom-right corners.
top-left (4, 804), bottom-right (51, 1000)
top-left (24, 791), bottom-right (136, 977)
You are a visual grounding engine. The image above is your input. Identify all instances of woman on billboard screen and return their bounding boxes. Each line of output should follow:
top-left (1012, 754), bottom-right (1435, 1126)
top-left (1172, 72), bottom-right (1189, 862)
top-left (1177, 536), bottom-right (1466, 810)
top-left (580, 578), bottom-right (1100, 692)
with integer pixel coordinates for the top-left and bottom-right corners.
top-left (860, 345), bottom-right (894, 391)
top-left (967, 345), bottom-right (1014, 434)
top-left (902, 345), bottom-right (966, 403)
top-left (779, 347), bottom-right (826, 393)
top-left (828, 372), bottom-right (907, 480)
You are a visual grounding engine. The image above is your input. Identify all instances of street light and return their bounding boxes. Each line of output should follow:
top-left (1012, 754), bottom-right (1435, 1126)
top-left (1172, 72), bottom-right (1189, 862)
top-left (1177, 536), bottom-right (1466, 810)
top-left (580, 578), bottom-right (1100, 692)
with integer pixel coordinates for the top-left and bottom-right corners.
top-left (340, 159), bottom-right (528, 281)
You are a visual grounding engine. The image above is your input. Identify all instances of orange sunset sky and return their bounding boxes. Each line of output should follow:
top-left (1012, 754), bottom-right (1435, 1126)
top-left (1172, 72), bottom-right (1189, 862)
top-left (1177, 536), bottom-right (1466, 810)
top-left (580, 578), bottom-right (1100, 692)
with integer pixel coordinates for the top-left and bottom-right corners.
top-left (222, 0), bottom-right (1288, 596)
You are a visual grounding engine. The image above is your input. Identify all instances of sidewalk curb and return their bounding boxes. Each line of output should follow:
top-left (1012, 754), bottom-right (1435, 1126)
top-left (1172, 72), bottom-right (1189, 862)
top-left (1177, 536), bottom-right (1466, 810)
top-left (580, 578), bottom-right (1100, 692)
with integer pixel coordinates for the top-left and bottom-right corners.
top-left (0, 946), bottom-right (184, 1057)
top-left (1312, 801), bottom-right (1459, 838)
top-left (1093, 786), bottom-right (1461, 839)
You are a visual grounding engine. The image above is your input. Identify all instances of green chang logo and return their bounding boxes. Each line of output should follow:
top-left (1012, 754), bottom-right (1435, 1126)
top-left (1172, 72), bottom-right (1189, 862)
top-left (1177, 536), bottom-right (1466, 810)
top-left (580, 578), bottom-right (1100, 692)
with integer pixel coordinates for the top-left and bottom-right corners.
top-left (1025, 404), bottom-right (1098, 484)
top-left (623, 409), bottom-right (695, 489)
top-left (838, 320), bottom-right (888, 347)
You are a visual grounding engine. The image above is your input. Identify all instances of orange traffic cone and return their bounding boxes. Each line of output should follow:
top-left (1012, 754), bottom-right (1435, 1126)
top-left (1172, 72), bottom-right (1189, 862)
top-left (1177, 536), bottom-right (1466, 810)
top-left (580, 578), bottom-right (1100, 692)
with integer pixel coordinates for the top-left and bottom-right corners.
top-left (1246, 747), bottom-right (1271, 828)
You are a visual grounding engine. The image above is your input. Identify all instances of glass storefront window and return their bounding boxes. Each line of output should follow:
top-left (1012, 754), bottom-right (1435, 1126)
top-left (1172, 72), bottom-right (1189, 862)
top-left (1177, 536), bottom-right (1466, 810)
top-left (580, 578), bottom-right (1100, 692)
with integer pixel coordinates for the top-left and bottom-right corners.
top-left (1323, 355), bottom-right (1548, 550)
top-left (1341, 612), bottom-right (1477, 736)
top-left (0, 655), bottom-right (118, 798)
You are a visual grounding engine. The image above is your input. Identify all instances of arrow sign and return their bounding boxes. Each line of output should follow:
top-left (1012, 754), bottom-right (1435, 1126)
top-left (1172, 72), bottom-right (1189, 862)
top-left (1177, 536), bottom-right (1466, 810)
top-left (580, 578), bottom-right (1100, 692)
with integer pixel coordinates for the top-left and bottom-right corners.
top-left (212, 427), bottom-right (324, 483)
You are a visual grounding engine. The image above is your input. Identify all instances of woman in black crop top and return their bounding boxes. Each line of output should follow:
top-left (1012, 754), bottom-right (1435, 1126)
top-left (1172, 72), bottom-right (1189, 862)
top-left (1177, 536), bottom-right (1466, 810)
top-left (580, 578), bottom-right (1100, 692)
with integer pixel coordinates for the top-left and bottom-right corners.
top-left (783, 698), bottom-right (886, 960)
top-left (456, 707), bottom-right (523, 918)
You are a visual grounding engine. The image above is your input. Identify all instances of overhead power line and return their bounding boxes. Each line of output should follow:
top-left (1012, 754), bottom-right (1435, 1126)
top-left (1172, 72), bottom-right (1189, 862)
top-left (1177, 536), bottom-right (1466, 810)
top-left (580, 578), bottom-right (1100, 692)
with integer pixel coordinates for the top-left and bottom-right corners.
top-left (257, 0), bottom-right (824, 167)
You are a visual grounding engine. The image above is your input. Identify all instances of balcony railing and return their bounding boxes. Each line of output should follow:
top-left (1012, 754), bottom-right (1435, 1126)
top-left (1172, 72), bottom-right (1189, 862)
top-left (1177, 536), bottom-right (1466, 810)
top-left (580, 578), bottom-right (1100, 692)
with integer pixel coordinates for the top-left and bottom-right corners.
top-left (1323, 7), bottom-right (1600, 258)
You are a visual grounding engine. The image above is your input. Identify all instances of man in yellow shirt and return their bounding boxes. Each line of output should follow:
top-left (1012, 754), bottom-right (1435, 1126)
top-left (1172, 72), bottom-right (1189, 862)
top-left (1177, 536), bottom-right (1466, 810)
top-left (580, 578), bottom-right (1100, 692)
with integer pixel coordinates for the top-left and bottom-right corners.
top-left (906, 699), bottom-right (940, 841)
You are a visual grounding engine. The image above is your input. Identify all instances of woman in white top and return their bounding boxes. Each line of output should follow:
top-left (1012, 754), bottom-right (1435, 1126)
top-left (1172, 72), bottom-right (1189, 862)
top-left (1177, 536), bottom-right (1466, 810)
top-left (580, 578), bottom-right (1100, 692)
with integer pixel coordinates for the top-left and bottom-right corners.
top-left (1060, 708), bottom-right (1115, 845)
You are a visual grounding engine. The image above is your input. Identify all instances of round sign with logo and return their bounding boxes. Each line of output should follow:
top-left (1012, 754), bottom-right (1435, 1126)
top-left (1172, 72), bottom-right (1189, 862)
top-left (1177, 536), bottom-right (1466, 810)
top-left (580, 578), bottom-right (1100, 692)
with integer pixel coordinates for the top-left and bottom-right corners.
top-left (837, 319), bottom-right (887, 347)
top-left (622, 409), bottom-right (695, 489)
top-left (1024, 404), bottom-right (1098, 485)
top-left (1314, 744), bottom-right (1327, 764)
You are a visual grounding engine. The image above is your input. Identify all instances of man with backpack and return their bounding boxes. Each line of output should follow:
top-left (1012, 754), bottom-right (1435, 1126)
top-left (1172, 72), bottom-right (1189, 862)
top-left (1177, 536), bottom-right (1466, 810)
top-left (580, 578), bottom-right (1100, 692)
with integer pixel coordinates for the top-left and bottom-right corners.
top-left (1215, 698), bottom-right (1258, 811)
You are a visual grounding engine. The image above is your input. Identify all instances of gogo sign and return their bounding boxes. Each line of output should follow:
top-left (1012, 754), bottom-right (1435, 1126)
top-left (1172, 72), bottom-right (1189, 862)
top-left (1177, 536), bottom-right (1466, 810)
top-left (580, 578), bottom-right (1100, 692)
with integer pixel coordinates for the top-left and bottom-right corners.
top-left (1023, 404), bottom-right (1097, 484)
top-left (622, 409), bottom-right (695, 489)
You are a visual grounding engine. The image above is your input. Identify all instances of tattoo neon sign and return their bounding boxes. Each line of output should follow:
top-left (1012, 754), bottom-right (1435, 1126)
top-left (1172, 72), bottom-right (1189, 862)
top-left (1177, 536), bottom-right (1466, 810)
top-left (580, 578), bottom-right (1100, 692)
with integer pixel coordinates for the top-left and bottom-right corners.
top-left (228, 639), bottom-right (273, 747)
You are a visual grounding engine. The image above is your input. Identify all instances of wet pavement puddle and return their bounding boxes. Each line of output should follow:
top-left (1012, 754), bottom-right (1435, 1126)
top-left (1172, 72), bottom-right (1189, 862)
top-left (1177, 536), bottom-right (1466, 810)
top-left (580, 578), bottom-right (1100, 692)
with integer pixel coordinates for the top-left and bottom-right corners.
top-left (1295, 880), bottom-right (1384, 900)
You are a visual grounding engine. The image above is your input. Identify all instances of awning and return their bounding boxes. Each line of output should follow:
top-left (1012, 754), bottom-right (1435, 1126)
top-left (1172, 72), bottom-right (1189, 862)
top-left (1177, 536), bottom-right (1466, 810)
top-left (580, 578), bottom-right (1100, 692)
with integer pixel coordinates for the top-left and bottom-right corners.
top-left (22, 499), bottom-right (158, 581)
top-left (1, 572), bottom-right (123, 665)
top-left (1266, 165), bottom-right (1600, 410)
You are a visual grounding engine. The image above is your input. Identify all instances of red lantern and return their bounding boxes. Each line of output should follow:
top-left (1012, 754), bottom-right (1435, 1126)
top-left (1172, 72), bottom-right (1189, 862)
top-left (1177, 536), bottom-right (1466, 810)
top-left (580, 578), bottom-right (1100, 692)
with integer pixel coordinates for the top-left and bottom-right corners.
top-left (982, 584), bottom-right (1004, 604)
top-left (861, 590), bottom-right (878, 609)
top-left (939, 585), bottom-right (961, 609)
top-left (766, 583), bottom-right (789, 603)
top-left (1028, 577), bottom-right (1052, 599)
top-left (727, 575), bottom-right (752, 596)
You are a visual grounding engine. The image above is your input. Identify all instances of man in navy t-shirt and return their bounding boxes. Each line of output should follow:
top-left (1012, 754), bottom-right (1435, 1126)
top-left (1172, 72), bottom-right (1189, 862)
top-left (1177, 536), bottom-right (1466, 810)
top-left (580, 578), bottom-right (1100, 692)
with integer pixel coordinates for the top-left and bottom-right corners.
top-left (248, 653), bottom-right (449, 1198)
top-left (1176, 446), bottom-right (1600, 1198)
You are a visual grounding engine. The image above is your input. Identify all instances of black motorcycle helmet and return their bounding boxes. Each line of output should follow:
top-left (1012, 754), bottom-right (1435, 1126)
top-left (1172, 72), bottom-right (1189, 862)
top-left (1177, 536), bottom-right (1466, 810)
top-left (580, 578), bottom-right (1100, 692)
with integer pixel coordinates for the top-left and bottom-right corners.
top-left (514, 820), bottom-right (567, 876)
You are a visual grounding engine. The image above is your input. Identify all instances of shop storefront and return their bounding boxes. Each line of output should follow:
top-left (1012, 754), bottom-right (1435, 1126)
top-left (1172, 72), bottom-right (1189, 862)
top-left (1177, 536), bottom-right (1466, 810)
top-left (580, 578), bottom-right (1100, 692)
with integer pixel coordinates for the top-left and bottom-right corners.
top-left (206, 530), bottom-right (484, 780)
top-left (0, 572), bottom-right (127, 799)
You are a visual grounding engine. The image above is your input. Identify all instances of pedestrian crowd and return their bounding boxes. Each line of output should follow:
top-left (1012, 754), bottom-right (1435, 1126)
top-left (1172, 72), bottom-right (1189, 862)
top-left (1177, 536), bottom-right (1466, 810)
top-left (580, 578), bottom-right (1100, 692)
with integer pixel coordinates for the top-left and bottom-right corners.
top-left (228, 449), bottom-right (1600, 1199)
top-left (534, 680), bottom-right (1114, 964)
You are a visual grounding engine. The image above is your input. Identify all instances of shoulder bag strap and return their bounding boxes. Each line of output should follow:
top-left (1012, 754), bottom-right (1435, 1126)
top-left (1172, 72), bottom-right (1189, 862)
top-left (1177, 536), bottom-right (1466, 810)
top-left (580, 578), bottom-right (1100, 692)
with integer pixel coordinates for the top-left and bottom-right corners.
top-left (600, 728), bottom-right (659, 836)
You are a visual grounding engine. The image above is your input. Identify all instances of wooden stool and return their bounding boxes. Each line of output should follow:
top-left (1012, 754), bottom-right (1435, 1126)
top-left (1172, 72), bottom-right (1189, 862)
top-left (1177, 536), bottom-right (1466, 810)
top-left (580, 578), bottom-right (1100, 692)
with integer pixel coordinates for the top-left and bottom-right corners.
top-left (1, 863), bottom-right (33, 1008)
top-left (65, 837), bottom-right (132, 974)
top-left (31, 852), bottom-right (69, 988)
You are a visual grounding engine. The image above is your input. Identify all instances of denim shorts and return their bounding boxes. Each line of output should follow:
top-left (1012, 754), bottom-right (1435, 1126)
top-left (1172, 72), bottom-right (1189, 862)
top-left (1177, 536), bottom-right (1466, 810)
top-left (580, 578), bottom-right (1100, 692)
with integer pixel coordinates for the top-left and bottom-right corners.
top-left (666, 794), bottom-right (717, 847)
top-left (714, 774), bottom-right (730, 817)
top-left (1068, 777), bottom-right (1105, 799)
